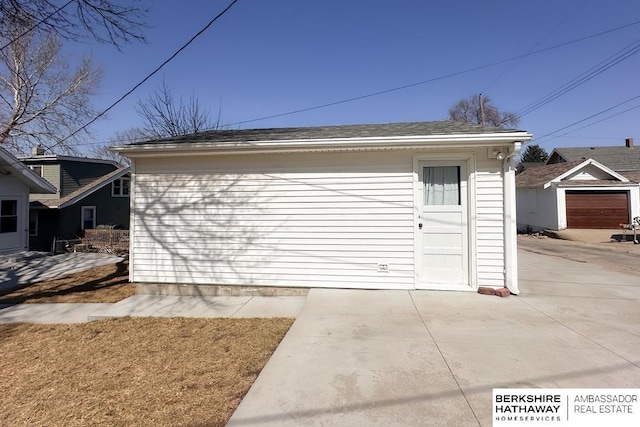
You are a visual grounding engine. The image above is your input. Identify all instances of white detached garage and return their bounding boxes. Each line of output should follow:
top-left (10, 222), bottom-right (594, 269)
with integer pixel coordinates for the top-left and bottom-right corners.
top-left (115, 121), bottom-right (532, 293)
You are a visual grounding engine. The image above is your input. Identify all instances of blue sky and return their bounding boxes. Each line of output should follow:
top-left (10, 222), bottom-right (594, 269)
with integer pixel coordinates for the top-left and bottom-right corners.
top-left (72, 0), bottom-right (640, 153)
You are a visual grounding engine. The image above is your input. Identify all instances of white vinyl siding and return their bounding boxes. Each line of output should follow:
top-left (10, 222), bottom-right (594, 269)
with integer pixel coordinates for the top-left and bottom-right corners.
top-left (475, 158), bottom-right (505, 287)
top-left (130, 148), bottom-right (510, 290)
top-left (131, 152), bottom-right (416, 289)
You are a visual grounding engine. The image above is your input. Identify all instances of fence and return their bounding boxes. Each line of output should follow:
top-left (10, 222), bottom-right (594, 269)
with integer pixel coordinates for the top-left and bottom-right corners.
top-left (51, 230), bottom-right (130, 254)
top-left (82, 229), bottom-right (130, 254)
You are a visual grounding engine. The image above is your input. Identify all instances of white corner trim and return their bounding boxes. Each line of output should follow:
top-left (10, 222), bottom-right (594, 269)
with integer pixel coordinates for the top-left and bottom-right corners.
top-left (503, 141), bottom-right (522, 295)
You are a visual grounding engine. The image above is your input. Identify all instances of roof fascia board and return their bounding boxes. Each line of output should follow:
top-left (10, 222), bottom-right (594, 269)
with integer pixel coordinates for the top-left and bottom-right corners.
top-left (543, 158), bottom-right (629, 189)
top-left (55, 168), bottom-right (130, 209)
top-left (555, 184), bottom-right (639, 190)
top-left (20, 155), bottom-right (119, 167)
top-left (114, 132), bottom-right (533, 158)
top-left (0, 148), bottom-right (57, 193)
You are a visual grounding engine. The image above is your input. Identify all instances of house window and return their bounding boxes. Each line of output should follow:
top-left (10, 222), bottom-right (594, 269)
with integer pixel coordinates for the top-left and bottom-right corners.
top-left (112, 178), bottom-right (130, 197)
top-left (423, 166), bottom-right (461, 205)
top-left (29, 165), bottom-right (43, 176)
top-left (81, 206), bottom-right (96, 230)
top-left (29, 210), bottom-right (39, 236)
top-left (0, 200), bottom-right (18, 233)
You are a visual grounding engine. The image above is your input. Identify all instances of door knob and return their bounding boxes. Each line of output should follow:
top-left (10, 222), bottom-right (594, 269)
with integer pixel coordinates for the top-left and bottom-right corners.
top-left (418, 223), bottom-right (423, 229)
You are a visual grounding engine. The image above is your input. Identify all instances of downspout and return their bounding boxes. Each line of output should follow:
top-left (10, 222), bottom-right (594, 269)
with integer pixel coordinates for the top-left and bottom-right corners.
top-left (503, 142), bottom-right (522, 294)
top-left (128, 159), bottom-right (136, 284)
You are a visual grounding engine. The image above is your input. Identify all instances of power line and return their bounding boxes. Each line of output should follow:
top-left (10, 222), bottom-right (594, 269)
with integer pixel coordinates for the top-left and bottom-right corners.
top-left (533, 94), bottom-right (640, 145)
top-left (516, 37), bottom-right (640, 118)
top-left (481, 0), bottom-right (587, 93)
top-left (536, 103), bottom-right (640, 146)
top-left (561, 135), bottom-right (633, 140)
top-left (0, 0), bottom-right (73, 51)
top-left (44, 0), bottom-right (240, 152)
top-left (225, 19), bottom-right (640, 128)
top-left (19, 14), bottom-right (640, 154)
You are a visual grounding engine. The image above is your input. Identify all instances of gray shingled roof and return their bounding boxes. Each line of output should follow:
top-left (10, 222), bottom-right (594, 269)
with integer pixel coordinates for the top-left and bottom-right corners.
top-left (127, 121), bottom-right (524, 146)
top-left (516, 161), bottom-right (582, 189)
top-left (551, 146), bottom-right (640, 171)
top-left (621, 171), bottom-right (640, 183)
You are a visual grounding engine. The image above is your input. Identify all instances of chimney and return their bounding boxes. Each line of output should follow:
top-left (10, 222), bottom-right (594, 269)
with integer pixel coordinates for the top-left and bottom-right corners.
top-left (31, 144), bottom-right (44, 156)
top-left (625, 138), bottom-right (634, 148)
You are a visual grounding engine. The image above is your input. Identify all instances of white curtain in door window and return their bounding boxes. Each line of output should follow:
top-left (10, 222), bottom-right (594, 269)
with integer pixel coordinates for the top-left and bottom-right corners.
top-left (424, 166), bottom-right (460, 205)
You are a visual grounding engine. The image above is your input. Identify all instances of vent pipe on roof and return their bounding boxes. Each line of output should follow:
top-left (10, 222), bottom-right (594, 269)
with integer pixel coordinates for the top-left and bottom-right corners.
top-left (626, 138), bottom-right (634, 148)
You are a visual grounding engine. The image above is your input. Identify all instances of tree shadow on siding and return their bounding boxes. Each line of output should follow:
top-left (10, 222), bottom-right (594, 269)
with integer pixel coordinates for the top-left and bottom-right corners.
top-left (133, 173), bottom-right (278, 289)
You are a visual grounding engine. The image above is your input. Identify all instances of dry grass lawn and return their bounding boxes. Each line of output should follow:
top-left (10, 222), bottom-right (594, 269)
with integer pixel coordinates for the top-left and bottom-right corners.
top-left (0, 261), bottom-right (134, 304)
top-left (0, 317), bottom-right (293, 426)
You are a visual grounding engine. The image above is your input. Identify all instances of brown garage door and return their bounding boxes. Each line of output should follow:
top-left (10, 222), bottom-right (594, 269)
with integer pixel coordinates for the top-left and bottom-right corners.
top-left (565, 191), bottom-right (629, 228)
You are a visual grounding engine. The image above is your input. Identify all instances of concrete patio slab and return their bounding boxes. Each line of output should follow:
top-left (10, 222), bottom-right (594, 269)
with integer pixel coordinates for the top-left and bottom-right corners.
top-left (228, 290), bottom-right (479, 426)
top-left (229, 245), bottom-right (640, 426)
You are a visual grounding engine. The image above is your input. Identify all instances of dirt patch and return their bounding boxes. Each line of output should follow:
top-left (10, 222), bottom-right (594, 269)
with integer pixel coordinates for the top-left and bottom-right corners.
top-left (0, 317), bottom-right (293, 427)
top-left (0, 261), bottom-right (134, 304)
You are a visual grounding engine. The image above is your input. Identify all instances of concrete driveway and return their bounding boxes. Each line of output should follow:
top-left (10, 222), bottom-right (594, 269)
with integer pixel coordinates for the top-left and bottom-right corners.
top-left (228, 248), bottom-right (640, 426)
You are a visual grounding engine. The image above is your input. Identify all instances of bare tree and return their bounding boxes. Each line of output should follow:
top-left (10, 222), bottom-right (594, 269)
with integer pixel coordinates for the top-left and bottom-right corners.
top-left (96, 84), bottom-right (223, 162)
top-left (135, 80), bottom-right (223, 138)
top-left (448, 94), bottom-right (520, 128)
top-left (89, 128), bottom-right (146, 166)
top-left (0, 0), bottom-right (146, 48)
top-left (0, 21), bottom-right (102, 155)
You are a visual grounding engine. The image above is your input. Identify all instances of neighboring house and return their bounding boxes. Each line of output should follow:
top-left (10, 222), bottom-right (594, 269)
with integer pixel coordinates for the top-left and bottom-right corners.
top-left (115, 121), bottom-right (532, 294)
top-left (20, 150), bottom-right (130, 251)
top-left (0, 146), bottom-right (56, 254)
top-left (515, 161), bottom-right (544, 175)
top-left (546, 138), bottom-right (640, 172)
top-left (516, 159), bottom-right (640, 231)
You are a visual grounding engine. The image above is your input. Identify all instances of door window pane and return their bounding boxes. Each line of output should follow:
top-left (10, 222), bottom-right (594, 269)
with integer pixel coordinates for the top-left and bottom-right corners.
top-left (424, 166), bottom-right (460, 205)
top-left (81, 207), bottom-right (96, 230)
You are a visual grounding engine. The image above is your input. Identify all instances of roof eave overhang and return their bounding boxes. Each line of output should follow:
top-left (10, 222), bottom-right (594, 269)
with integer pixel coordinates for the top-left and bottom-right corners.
top-left (113, 132), bottom-right (533, 158)
top-left (554, 183), bottom-right (639, 188)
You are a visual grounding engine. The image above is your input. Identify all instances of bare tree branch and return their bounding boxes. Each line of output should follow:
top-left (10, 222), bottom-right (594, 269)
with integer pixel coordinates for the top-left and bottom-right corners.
top-left (0, 18), bottom-right (102, 155)
top-left (448, 94), bottom-right (520, 129)
top-left (0, 0), bottom-right (147, 48)
top-left (135, 80), bottom-right (224, 139)
top-left (88, 127), bottom-right (144, 166)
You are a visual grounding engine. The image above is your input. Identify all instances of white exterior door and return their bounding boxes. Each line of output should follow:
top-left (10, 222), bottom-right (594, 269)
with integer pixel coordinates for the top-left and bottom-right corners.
top-left (416, 161), bottom-right (469, 289)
